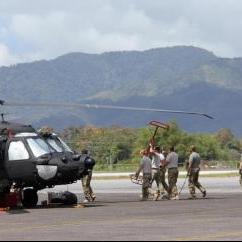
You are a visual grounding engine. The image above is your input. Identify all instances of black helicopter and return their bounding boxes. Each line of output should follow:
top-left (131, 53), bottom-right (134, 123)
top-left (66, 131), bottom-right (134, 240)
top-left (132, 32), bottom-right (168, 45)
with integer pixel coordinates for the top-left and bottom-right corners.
top-left (0, 99), bottom-right (213, 207)
top-left (0, 118), bottom-right (91, 207)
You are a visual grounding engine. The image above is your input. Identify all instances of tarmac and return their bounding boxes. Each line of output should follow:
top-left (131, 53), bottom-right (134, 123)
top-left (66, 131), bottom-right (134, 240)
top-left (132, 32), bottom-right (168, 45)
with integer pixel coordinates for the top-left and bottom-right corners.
top-left (1, 176), bottom-right (242, 241)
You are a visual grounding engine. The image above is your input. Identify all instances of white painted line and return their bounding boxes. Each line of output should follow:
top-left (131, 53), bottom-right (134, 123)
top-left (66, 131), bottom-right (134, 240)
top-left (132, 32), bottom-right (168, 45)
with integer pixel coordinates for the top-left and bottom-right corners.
top-left (93, 170), bottom-right (238, 178)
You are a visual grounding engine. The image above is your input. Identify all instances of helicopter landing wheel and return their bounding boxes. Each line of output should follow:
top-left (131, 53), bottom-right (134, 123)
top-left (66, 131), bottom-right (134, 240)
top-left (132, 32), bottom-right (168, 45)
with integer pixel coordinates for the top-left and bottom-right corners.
top-left (22, 188), bottom-right (38, 208)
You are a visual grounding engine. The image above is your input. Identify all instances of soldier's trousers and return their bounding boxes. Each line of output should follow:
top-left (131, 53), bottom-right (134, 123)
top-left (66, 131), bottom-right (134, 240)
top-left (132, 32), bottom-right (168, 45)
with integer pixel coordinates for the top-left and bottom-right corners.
top-left (160, 167), bottom-right (169, 193)
top-left (168, 168), bottom-right (179, 198)
top-left (152, 169), bottom-right (165, 194)
top-left (82, 171), bottom-right (95, 201)
top-left (189, 169), bottom-right (206, 196)
top-left (142, 174), bottom-right (152, 199)
top-left (239, 169), bottom-right (242, 186)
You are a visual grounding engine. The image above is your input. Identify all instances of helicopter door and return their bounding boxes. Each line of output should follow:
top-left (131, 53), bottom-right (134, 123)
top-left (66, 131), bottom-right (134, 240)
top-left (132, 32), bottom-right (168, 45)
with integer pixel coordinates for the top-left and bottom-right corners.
top-left (5, 139), bottom-right (35, 181)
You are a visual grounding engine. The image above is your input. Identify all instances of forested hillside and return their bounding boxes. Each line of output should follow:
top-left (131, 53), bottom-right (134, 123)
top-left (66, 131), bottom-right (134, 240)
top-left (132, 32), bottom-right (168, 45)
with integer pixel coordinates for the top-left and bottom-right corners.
top-left (1, 46), bottom-right (242, 134)
top-left (61, 123), bottom-right (242, 170)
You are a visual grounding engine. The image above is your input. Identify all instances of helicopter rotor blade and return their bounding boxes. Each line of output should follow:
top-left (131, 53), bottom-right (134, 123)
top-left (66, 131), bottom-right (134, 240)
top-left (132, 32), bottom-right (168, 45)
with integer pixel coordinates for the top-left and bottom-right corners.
top-left (0, 101), bottom-right (214, 119)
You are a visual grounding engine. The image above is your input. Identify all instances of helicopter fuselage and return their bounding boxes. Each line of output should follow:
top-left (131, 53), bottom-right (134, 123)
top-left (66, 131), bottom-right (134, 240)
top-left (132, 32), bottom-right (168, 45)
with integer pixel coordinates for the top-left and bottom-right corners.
top-left (0, 122), bottom-right (85, 193)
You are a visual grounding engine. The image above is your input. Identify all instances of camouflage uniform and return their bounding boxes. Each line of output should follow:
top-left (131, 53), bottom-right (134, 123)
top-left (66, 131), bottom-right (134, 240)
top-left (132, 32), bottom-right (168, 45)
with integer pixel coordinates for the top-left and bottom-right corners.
top-left (151, 152), bottom-right (166, 196)
top-left (188, 152), bottom-right (206, 198)
top-left (166, 151), bottom-right (179, 199)
top-left (136, 155), bottom-right (152, 200)
top-left (82, 170), bottom-right (96, 202)
top-left (143, 174), bottom-right (152, 199)
top-left (239, 159), bottom-right (242, 186)
top-left (240, 169), bottom-right (242, 187)
top-left (168, 168), bottom-right (179, 198)
top-left (160, 167), bottom-right (169, 193)
top-left (188, 168), bottom-right (206, 196)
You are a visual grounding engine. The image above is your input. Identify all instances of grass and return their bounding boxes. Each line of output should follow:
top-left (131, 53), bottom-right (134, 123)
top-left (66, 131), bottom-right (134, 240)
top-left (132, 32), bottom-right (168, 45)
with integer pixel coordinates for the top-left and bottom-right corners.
top-left (94, 159), bottom-right (240, 173)
top-left (92, 172), bottom-right (240, 180)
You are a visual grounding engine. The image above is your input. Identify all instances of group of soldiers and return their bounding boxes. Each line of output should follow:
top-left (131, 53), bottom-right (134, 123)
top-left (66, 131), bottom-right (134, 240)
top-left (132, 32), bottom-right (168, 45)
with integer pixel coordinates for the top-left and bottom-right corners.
top-left (82, 144), bottom-right (208, 203)
top-left (135, 144), bottom-right (207, 201)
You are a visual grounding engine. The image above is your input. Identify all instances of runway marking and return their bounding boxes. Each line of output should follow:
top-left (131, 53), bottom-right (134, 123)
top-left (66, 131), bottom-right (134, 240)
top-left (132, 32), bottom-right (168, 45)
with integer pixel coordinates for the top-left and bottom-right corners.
top-left (176, 230), bottom-right (242, 241)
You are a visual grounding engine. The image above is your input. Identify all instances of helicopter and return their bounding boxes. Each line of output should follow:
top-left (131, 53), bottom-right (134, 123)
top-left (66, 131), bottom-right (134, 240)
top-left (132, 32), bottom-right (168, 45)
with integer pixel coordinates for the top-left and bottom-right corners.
top-left (0, 118), bottom-right (90, 207)
top-left (0, 99), bottom-right (213, 208)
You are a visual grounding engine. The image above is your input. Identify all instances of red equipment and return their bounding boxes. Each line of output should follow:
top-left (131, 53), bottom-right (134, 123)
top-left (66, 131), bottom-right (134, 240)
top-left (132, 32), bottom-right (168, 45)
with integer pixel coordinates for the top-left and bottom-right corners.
top-left (0, 192), bottom-right (21, 209)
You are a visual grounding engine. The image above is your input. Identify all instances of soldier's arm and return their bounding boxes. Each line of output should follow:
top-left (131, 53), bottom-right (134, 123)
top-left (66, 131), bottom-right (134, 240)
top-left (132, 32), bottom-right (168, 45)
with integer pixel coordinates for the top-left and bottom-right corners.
top-left (165, 154), bottom-right (171, 166)
top-left (239, 162), bottom-right (242, 175)
top-left (159, 154), bottom-right (166, 167)
top-left (149, 143), bottom-right (155, 154)
top-left (188, 155), bottom-right (193, 175)
top-left (135, 161), bottom-right (143, 178)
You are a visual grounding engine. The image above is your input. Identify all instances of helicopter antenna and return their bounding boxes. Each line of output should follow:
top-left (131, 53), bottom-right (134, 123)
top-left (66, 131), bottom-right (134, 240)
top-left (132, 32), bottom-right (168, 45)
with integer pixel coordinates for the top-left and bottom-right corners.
top-left (1, 101), bottom-right (214, 119)
top-left (0, 100), bottom-right (5, 122)
top-left (1, 113), bottom-right (5, 122)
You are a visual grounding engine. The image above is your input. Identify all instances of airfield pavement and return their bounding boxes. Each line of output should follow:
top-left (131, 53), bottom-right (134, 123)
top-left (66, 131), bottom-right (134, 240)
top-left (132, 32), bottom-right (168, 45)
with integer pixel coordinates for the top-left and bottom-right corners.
top-left (1, 177), bottom-right (242, 241)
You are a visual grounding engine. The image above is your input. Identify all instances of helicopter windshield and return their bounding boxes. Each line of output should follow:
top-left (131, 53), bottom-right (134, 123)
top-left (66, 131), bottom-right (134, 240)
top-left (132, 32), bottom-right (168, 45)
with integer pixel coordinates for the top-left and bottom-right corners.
top-left (46, 137), bottom-right (63, 152)
top-left (58, 138), bottom-right (73, 153)
top-left (27, 138), bottom-right (53, 158)
top-left (46, 137), bottom-right (73, 153)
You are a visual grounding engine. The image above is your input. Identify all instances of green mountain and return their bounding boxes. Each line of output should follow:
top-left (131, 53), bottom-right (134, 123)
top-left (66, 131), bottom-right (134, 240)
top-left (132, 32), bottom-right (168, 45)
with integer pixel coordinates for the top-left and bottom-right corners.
top-left (0, 46), bottom-right (242, 134)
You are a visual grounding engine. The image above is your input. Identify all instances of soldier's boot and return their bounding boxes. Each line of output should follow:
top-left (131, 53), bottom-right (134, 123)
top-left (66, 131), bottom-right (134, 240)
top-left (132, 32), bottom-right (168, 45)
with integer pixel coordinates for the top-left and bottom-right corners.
top-left (84, 192), bottom-right (93, 203)
top-left (153, 190), bottom-right (161, 201)
top-left (202, 190), bottom-right (207, 198)
top-left (148, 188), bottom-right (155, 199)
top-left (170, 195), bottom-right (180, 200)
top-left (197, 185), bottom-right (206, 198)
top-left (91, 194), bottom-right (96, 202)
top-left (161, 194), bottom-right (170, 200)
top-left (189, 194), bottom-right (197, 200)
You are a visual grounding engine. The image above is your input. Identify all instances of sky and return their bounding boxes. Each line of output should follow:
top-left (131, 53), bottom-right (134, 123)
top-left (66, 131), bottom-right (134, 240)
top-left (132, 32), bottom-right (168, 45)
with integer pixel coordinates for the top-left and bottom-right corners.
top-left (0, 0), bottom-right (242, 67)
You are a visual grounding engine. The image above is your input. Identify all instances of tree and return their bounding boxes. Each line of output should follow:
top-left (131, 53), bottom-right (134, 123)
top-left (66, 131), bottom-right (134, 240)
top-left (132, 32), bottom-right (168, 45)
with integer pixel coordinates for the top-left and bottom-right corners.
top-left (215, 129), bottom-right (234, 148)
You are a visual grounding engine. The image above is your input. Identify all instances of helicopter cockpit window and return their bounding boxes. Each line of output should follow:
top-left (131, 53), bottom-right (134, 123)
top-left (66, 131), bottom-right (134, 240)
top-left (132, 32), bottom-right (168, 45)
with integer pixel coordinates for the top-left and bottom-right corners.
top-left (58, 138), bottom-right (73, 153)
top-left (46, 136), bottom-right (73, 153)
top-left (46, 138), bottom-right (64, 153)
top-left (27, 138), bottom-right (53, 158)
top-left (8, 141), bottom-right (30, 161)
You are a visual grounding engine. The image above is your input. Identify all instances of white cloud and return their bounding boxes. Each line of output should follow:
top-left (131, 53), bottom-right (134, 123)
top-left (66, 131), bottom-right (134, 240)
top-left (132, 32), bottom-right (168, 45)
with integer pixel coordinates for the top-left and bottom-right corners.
top-left (0, 44), bottom-right (19, 66)
top-left (1, 0), bottom-right (242, 66)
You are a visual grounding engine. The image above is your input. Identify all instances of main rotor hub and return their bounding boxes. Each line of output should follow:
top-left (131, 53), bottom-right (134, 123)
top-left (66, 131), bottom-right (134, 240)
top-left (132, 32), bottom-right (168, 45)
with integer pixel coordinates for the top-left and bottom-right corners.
top-left (38, 126), bottom-right (54, 137)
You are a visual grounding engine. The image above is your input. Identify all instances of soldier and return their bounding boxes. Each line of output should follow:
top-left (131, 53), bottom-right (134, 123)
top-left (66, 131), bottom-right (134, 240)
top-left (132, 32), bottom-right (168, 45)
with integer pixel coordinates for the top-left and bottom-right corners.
top-left (135, 149), bottom-right (152, 201)
top-left (38, 126), bottom-right (54, 137)
top-left (239, 154), bottom-right (242, 186)
top-left (149, 145), bottom-right (166, 200)
top-left (166, 146), bottom-right (179, 200)
top-left (81, 149), bottom-right (96, 203)
top-left (188, 146), bottom-right (206, 199)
